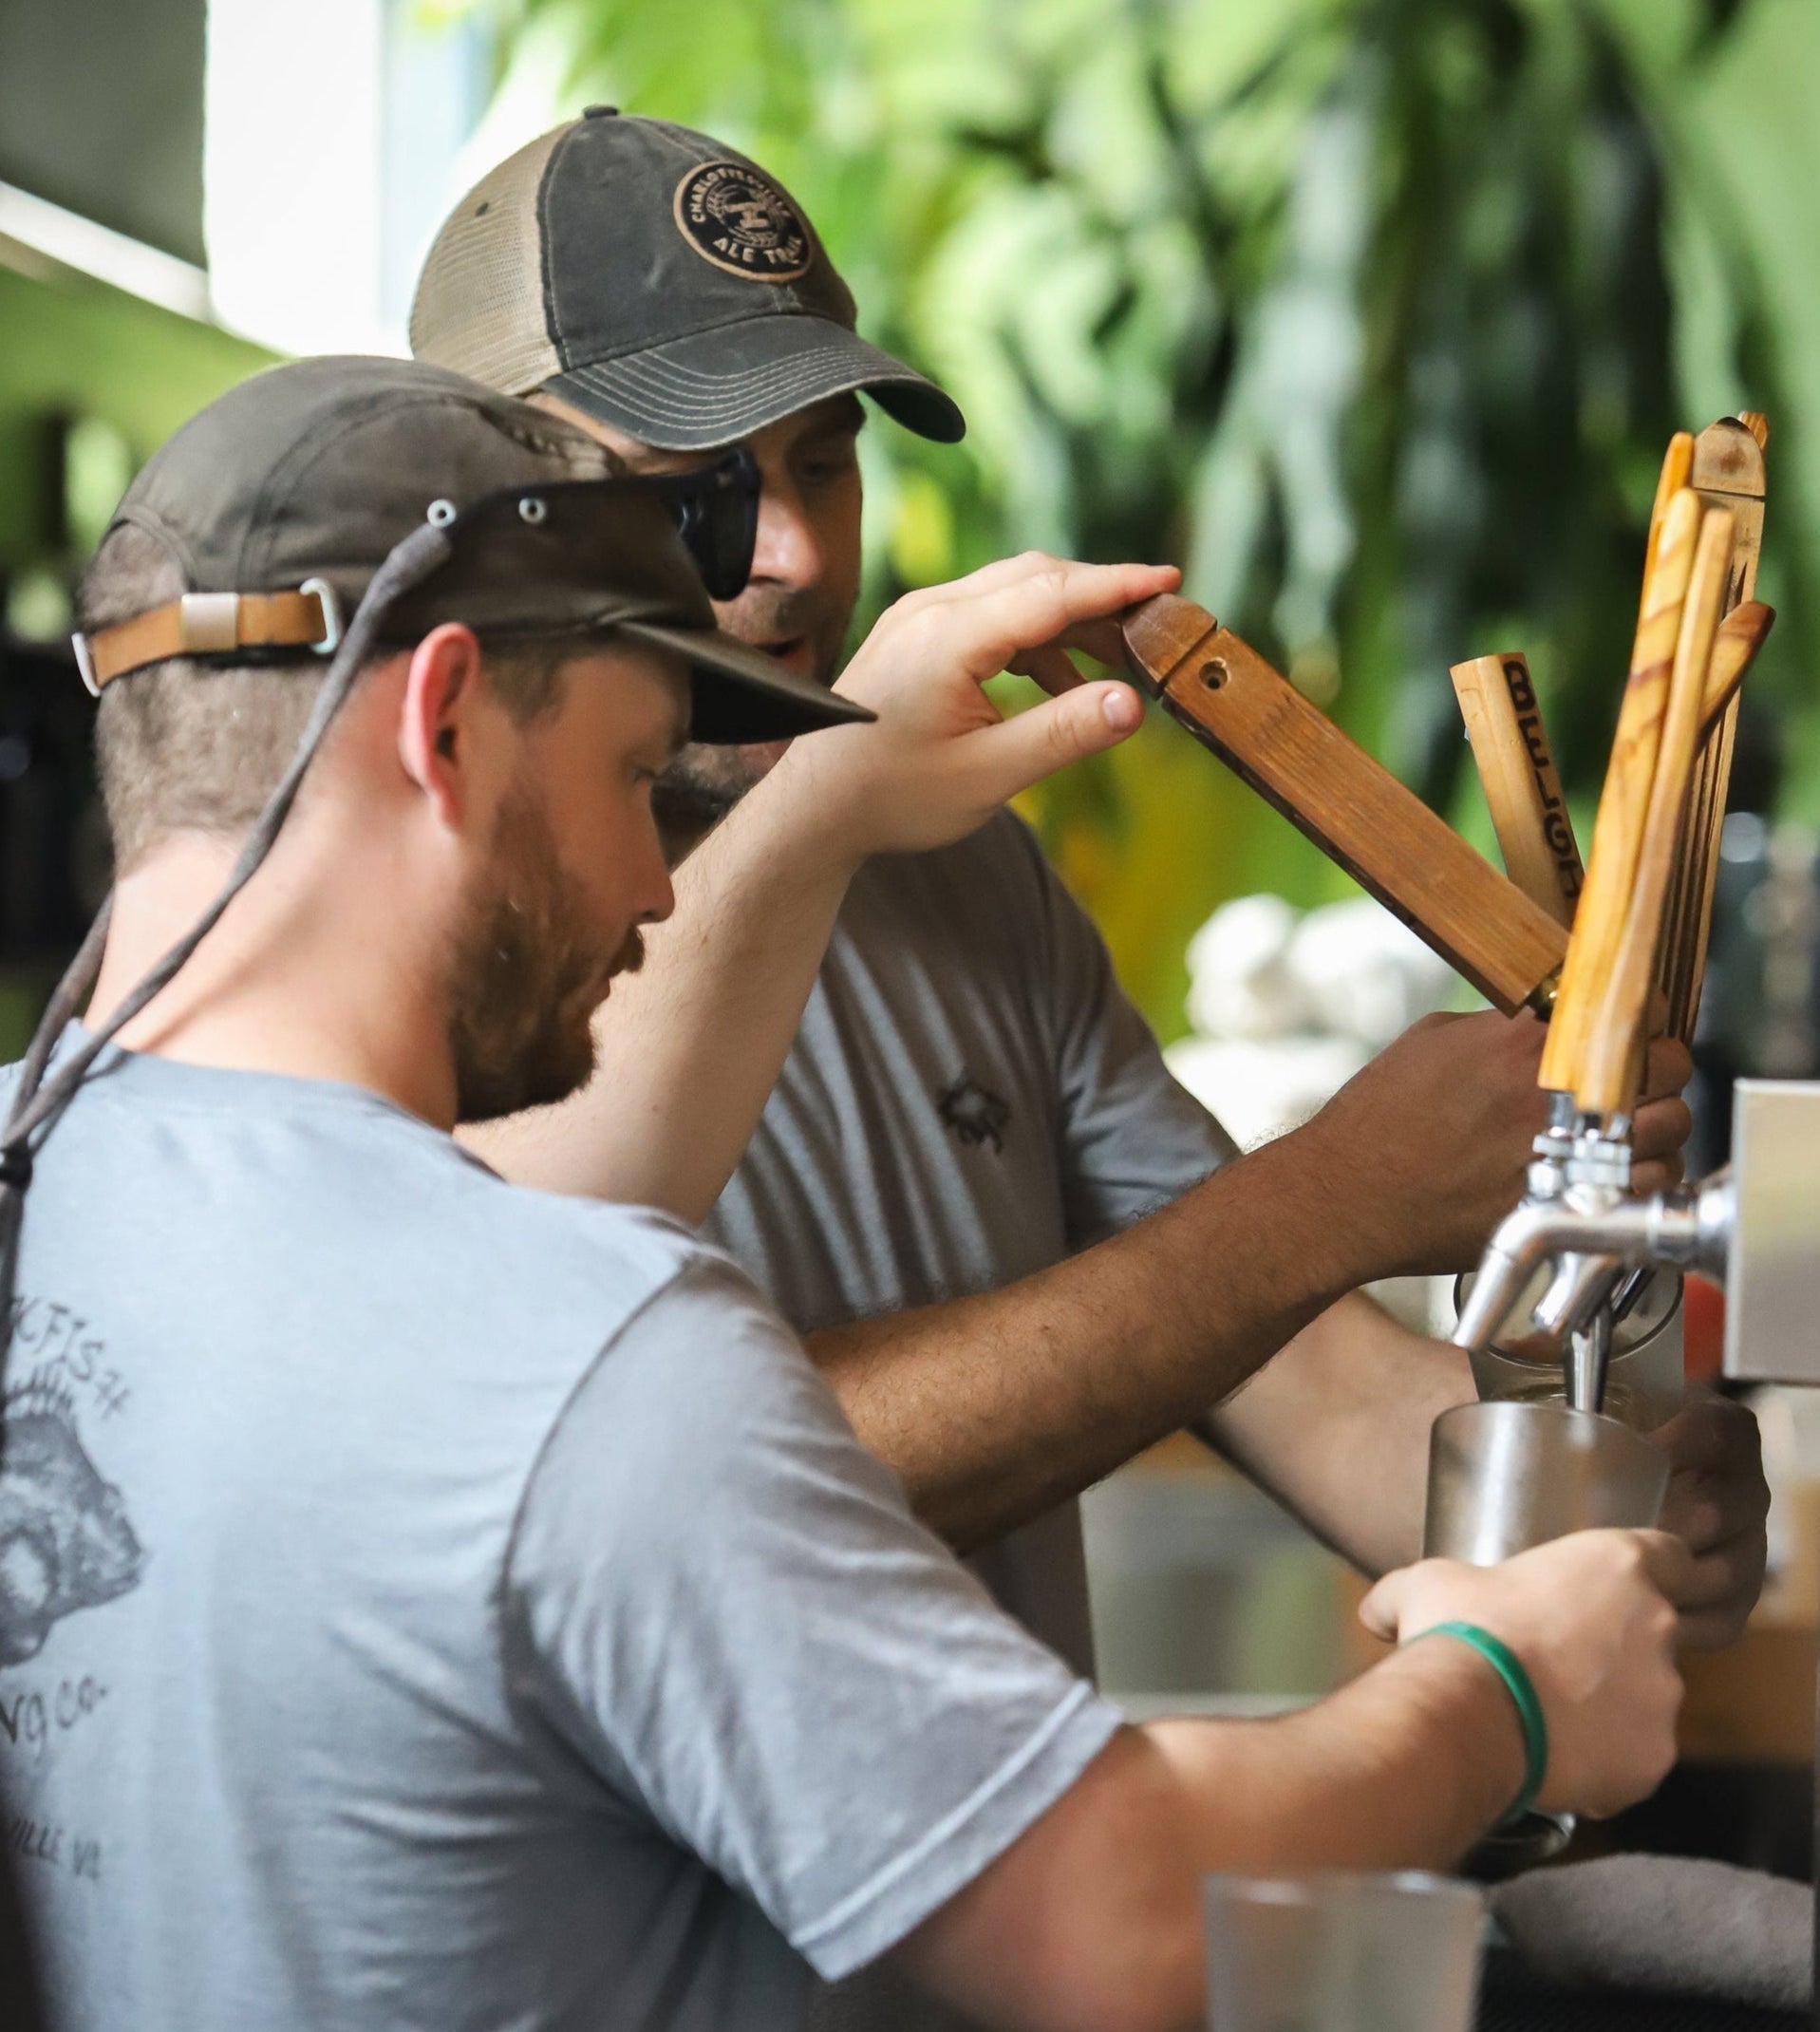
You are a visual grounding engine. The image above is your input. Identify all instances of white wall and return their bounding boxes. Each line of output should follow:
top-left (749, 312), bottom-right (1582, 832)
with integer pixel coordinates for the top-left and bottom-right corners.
top-left (203, 0), bottom-right (493, 357)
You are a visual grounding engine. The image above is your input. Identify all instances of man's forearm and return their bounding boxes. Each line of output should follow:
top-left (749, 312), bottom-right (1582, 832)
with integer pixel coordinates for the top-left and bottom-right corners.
top-left (811, 1119), bottom-right (1379, 1552)
top-left (1154, 1633), bottom-right (1521, 1868)
top-left (1202, 1292), bottom-right (1477, 1577)
top-left (464, 756), bottom-right (856, 1222)
top-left (900, 1639), bottom-right (1521, 2031)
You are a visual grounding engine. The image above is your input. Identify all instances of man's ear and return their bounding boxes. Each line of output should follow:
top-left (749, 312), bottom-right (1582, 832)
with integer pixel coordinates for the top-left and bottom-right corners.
top-left (397, 623), bottom-right (487, 828)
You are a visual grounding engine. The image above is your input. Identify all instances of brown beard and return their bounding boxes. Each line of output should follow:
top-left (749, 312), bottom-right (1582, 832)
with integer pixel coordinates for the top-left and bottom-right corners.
top-left (654, 588), bottom-right (841, 840)
top-left (651, 744), bottom-right (769, 839)
top-left (445, 776), bottom-right (644, 1124)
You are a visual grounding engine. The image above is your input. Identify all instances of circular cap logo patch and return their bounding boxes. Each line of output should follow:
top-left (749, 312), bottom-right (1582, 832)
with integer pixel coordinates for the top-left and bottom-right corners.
top-left (673, 162), bottom-right (813, 283)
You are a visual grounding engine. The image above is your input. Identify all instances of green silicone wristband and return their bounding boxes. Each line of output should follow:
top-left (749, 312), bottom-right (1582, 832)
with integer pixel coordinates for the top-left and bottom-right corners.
top-left (1420, 1621), bottom-right (1549, 1828)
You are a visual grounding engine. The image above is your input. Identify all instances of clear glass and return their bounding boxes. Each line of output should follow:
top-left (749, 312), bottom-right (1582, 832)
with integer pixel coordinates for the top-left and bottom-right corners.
top-left (1203, 1871), bottom-right (1485, 2032)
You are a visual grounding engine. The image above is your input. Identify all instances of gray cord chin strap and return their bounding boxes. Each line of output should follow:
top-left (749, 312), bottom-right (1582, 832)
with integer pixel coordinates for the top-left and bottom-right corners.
top-left (0, 519), bottom-right (455, 1434)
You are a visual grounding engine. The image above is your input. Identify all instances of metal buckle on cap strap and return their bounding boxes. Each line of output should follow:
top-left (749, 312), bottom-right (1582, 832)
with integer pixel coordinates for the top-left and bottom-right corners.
top-left (176, 593), bottom-right (242, 653)
top-left (299, 578), bottom-right (342, 657)
top-left (71, 631), bottom-right (101, 699)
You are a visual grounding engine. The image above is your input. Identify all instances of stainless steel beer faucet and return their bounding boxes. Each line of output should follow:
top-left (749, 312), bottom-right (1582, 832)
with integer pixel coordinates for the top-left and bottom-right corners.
top-left (1454, 1081), bottom-right (1820, 1391)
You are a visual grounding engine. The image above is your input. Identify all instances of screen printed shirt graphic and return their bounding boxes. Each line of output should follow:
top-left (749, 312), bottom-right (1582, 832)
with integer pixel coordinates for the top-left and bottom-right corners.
top-left (0, 1044), bottom-right (1120, 2032)
top-left (0, 1374), bottom-right (141, 1668)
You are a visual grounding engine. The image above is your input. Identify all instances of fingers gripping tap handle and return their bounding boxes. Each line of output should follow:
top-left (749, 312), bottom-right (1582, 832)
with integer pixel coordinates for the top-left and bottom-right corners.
top-left (1120, 595), bottom-right (1567, 1015)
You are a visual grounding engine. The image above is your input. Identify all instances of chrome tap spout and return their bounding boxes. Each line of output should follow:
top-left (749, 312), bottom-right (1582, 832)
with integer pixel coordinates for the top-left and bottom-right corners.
top-left (1452, 1170), bottom-right (1735, 1357)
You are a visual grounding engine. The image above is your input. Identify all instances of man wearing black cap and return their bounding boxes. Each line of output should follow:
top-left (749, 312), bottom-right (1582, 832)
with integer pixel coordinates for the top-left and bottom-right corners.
top-left (414, 103), bottom-right (1764, 1815)
top-left (0, 352), bottom-right (1695, 2032)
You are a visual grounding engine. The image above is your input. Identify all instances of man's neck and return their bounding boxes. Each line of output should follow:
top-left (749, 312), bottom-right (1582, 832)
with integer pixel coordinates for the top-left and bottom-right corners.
top-left (85, 833), bottom-right (460, 1129)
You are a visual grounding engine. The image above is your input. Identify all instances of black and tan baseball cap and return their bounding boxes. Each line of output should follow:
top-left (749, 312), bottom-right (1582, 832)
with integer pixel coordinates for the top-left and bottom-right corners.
top-left (409, 108), bottom-right (966, 452)
top-left (75, 355), bottom-right (871, 743)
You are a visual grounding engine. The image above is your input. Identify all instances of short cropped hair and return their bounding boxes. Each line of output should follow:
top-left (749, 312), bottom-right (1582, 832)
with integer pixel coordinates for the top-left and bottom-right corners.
top-left (78, 522), bottom-right (571, 875)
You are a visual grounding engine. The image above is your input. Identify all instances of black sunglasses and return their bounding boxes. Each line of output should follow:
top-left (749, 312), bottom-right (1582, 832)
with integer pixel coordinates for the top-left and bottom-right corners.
top-left (648, 447), bottom-right (760, 602)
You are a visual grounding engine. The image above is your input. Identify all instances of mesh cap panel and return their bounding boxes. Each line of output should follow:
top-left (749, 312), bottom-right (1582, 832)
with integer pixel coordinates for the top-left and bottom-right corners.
top-left (410, 127), bottom-right (565, 396)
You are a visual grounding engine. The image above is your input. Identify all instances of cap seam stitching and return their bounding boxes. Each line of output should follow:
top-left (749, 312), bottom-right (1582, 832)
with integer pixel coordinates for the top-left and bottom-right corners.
top-left (537, 124), bottom-right (573, 367)
top-left (556, 354), bottom-right (935, 425)
top-left (569, 342), bottom-right (909, 398)
top-left (577, 334), bottom-right (891, 377)
top-left (242, 389), bottom-right (605, 588)
top-left (106, 505), bottom-right (200, 591)
top-left (546, 306), bottom-right (862, 372)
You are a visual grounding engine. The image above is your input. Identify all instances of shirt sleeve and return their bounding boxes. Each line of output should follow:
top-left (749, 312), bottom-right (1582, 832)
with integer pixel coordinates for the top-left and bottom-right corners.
top-left (500, 1250), bottom-right (1125, 1982)
top-left (1010, 819), bottom-right (1238, 1248)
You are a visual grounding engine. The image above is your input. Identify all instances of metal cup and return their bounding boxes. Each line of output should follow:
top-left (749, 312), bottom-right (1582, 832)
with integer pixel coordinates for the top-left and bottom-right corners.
top-left (1422, 1399), bottom-right (1671, 1565)
top-left (1451, 1267), bottom-right (1684, 1431)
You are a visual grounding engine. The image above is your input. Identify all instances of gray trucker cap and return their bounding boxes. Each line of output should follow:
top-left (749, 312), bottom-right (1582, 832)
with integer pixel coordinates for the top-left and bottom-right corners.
top-left (409, 107), bottom-right (966, 451)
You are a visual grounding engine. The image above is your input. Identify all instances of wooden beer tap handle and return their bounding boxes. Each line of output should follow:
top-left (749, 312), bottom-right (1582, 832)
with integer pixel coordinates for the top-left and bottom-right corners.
top-left (1578, 507), bottom-right (1736, 1118)
top-left (1537, 486), bottom-right (1702, 1098)
top-left (1699, 601), bottom-right (1775, 741)
top-left (1642, 434), bottom-right (1695, 618)
top-left (1662, 416), bottom-right (1771, 1042)
top-left (1450, 651), bottom-right (1583, 927)
top-left (1120, 596), bottom-right (1567, 1015)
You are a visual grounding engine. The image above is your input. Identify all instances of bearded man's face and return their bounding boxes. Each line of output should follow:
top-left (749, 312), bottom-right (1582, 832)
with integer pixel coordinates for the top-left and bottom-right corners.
top-left (445, 773), bottom-right (646, 1122)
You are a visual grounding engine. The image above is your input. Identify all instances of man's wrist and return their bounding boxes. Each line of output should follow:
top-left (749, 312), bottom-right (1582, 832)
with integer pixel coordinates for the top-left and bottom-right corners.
top-left (722, 737), bottom-right (870, 886)
top-left (1239, 1115), bottom-right (1389, 1299)
top-left (1414, 1623), bottom-right (1548, 1823)
top-left (1379, 1627), bottom-right (1530, 1836)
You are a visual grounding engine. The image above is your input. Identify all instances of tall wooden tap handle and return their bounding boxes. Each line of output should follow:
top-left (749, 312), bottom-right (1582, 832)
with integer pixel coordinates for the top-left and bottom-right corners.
top-left (1642, 435), bottom-right (1695, 613)
top-left (1120, 597), bottom-right (1567, 1014)
top-left (1538, 487), bottom-right (1703, 1097)
top-left (1578, 507), bottom-right (1736, 1118)
top-left (1662, 416), bottom-right (1771, 1041)
top-left (1450, 652), bottom-right (1583, 926)
top-left (1699, 602), bottom-right (1775, 740)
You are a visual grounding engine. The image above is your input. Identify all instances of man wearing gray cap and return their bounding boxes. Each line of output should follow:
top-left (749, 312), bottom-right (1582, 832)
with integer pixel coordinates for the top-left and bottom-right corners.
top-left (0, 352), bottom-right (1692, 2032)
top-left (413, 99), bottom-right (1764, 1860)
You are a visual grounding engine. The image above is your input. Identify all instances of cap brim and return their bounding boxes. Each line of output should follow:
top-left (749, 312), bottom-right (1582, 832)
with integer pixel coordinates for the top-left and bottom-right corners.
top-left (617, 617), bottom-right (874, 744)
top-left (546, 313), bottom-right (965, 452)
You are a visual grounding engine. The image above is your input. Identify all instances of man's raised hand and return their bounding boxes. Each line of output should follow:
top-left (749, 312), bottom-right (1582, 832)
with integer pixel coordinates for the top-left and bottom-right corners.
top-left (782, 553), bottom-right (1179, 862)
top-left (1297, 1008), bottom-right (1696, 1280)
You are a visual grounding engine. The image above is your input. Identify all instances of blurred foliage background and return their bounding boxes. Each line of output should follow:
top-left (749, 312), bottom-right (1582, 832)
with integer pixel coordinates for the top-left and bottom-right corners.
top-left (457, 0), bottom-right (1818, 1037)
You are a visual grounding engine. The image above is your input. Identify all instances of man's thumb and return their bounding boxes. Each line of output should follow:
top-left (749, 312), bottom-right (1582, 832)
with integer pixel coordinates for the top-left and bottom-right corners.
top-left (1358, 1567), bottom-right (1409, 1643)
top-left (973, 680), bottom-right (1142, 799)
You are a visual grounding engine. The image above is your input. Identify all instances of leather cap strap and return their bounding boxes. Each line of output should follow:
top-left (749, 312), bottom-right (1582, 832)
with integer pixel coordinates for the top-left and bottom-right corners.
top-left (75, 588), bottom-right (335, 693)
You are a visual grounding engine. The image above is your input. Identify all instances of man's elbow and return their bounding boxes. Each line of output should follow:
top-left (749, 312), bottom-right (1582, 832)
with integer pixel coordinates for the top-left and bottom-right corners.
top-left (892, 1911), bottom-right (1202, 2032)
top-left (887, 1732), bottom-right (1205, 2032)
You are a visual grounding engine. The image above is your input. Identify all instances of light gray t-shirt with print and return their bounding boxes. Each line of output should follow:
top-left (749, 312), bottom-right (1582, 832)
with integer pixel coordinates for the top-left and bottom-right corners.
top-left (0, 1044), bottom-right (1121, 2032)
top-left (701, 811), bottom-right (1237, 2032)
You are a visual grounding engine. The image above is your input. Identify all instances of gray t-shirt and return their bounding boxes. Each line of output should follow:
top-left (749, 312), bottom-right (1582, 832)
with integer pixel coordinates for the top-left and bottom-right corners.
top-left (700, 812), bottom-right (1235, 2032)
top-left (704, 811), bottom-right (1236, 1671)
top-left (0, 1045), bottom-right (1121, 2032)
